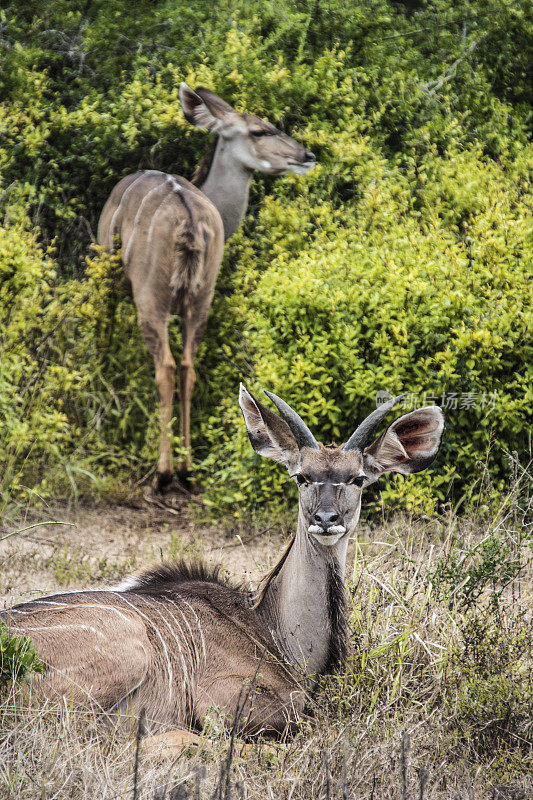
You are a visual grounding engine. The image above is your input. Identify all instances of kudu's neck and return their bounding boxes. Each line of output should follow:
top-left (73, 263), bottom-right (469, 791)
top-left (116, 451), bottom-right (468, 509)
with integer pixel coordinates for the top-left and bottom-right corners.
top-left (256, 506), bottom-right (349, 683)
top-left (200, 138), bottom-right (253, 240)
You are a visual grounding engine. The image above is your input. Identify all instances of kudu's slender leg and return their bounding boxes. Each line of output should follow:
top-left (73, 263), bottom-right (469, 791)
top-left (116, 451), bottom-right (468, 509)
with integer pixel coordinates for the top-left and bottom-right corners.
top-left (176, 297), bottom-right (210, 480)
top-left (137, 311), bottom-right (175, 491)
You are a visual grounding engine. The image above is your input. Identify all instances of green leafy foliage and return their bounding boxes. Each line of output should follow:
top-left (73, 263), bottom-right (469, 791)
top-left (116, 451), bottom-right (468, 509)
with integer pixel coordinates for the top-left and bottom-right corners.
top-left (0, 624), bottom-right (42, 689)
top-left (200, 142), bottom-right (532, 514)
top-left (429, 531), bottom-right (531, 610)
top-left (0, 222), bottom-right (83, 497)
top-left (0, 1), bottom-right (531, 511)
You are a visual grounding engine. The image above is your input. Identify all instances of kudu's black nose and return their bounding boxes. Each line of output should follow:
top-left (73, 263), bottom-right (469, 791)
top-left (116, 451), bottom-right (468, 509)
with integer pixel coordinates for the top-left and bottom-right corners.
top-left (304, 150), bottom-right (316, 162)
top-left (314, 510), bottom-right (339, 529)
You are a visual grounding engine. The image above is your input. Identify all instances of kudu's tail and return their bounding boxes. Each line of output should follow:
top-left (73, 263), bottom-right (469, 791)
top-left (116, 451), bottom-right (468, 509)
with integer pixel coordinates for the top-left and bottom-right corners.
top-left (171, 216), bottom-right (206, 296)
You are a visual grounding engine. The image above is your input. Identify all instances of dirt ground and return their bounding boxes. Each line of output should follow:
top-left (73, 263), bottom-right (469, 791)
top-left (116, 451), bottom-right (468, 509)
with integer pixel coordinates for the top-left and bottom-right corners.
top-left (0, 496), bottom-right (296, 608)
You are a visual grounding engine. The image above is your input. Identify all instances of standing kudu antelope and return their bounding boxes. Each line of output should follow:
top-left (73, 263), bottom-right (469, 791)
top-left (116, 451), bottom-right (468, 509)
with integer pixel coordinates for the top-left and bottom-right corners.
top-left (97, 85), bottom-right (315, 489)
top-left (1, 387), bottom-right (443, 736)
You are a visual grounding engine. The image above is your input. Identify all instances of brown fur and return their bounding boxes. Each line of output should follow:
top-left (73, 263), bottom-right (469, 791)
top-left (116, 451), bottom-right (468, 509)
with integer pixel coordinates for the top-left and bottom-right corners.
top-left (1, 560), bottom-right (304, 736)
top-left (97, 85), bottom-right (314, 486)
top-left (1, 395), bottom-right (444, 739)
top-left (97, 170), bottom-right (224, 483)
top-left (252, 535), bottom-right (295, 607)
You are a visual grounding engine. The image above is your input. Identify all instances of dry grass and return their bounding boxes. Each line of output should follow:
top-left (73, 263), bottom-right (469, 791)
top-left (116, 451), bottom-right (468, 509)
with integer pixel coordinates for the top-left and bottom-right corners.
top-left (1, 490), bottom-right (531, 799)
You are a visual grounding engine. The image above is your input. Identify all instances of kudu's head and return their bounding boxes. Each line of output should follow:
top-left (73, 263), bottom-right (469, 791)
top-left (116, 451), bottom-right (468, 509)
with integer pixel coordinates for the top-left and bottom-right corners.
top-left (239, 386), bottom-right (444, 547)
top-left (179, 84), bottom-right (315, 176)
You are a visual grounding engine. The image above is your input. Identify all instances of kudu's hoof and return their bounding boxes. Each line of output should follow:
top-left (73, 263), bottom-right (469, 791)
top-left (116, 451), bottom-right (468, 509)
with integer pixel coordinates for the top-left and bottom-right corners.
top-left (153, 470), bottom-right (174, 493)
top-left (176, 470), bottom-right (200, 495)
top-left (142, 729), bottom-right (204, 759)
top-left (142, 729), bottom-right (280, 761)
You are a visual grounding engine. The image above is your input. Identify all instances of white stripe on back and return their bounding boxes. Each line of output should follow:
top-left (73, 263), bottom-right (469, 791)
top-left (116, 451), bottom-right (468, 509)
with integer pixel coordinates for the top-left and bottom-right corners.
top-left (179, 597), bottom-right (207, 666)
top-left (108, 172), bottom-right (152, 248)
top-left (8, 601), bottom-right (132, 624)
top-left (118, 593), bottom-right (174, 700)
top-left (12, 624), bottom-right (107, 639)
top-left (138, 595), bottom-right (189, 692)
top-left (123, 181), bottom-right (168, 264)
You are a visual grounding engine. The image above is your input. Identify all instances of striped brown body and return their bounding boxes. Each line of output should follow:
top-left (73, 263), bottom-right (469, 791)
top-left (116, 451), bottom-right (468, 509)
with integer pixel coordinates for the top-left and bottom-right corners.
top-left (2, 388), bottom-right (444, 738)
top-left (96, 85), bottom-right (315, 488)
top-left (1, 564), bottom-right (303, 734)
top-left (98, 170), bottom-right (223, 304)
top-left (97, 166), bottom-right (224, 488)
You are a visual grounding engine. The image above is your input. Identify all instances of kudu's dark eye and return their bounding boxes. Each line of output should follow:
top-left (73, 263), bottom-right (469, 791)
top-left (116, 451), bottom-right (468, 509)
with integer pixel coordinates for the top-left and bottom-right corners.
top-left (295, 474), bottom-right (309, 487)
top-left (350, 475), bottom-right (366, 488)
top-left (250, 130), bottom-right (271, 138)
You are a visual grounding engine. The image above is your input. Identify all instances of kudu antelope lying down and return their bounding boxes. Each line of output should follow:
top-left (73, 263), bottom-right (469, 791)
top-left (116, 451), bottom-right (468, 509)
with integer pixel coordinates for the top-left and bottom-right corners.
top-left (1, 388), bottom-right (443, 736)
top-left (97, 85), bottom-right (315, 489)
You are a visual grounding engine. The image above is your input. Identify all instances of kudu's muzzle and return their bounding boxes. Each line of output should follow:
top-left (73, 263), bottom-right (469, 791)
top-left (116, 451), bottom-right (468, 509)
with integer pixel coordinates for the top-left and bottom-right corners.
top-left (313, 510), bottom-right (340, 530)
top-left (307, 484), bottom-right (347, 545)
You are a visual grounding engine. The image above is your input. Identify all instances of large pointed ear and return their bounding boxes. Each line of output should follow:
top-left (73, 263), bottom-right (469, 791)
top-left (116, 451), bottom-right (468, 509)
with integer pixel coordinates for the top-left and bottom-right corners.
top-left (179, 83), bottom-right (235, 132)
top-left (239, 384), bottom-right (300, 472)
top-left (363, 406), bottom-right (444, 480)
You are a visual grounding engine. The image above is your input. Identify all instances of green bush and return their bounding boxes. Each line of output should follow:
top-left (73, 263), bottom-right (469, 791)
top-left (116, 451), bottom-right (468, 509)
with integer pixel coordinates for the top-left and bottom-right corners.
top-left (0, 2), bottom-right (531, 513)
top-left (199, 144), bottom-right (532, 515)
top-left (0, 237), bottom-right (166, 502)
top-left (0, 623), bottom-right (42, 689)
top-left (429, 530), bottom-right (531, 611)
top-left (0, 222), bottom-right (83, 499)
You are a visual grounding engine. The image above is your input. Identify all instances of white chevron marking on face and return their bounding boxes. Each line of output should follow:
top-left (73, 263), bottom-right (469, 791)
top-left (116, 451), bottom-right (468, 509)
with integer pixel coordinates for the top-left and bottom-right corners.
top-left (308, 524), bottom-right (347, 546)
top-left (308, 525), bottom-right (322, 533)
top-left (326, 525), bottom-right (347, 535)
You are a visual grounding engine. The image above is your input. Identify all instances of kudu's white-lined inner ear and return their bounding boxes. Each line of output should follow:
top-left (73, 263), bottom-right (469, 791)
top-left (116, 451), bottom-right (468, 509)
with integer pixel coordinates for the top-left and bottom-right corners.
top-left (363, 406), bottom-right (444, 477)
top-left (238, 385), bottom-right (299, 470)
top-left (179, 83), bottom-right (225, 132)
